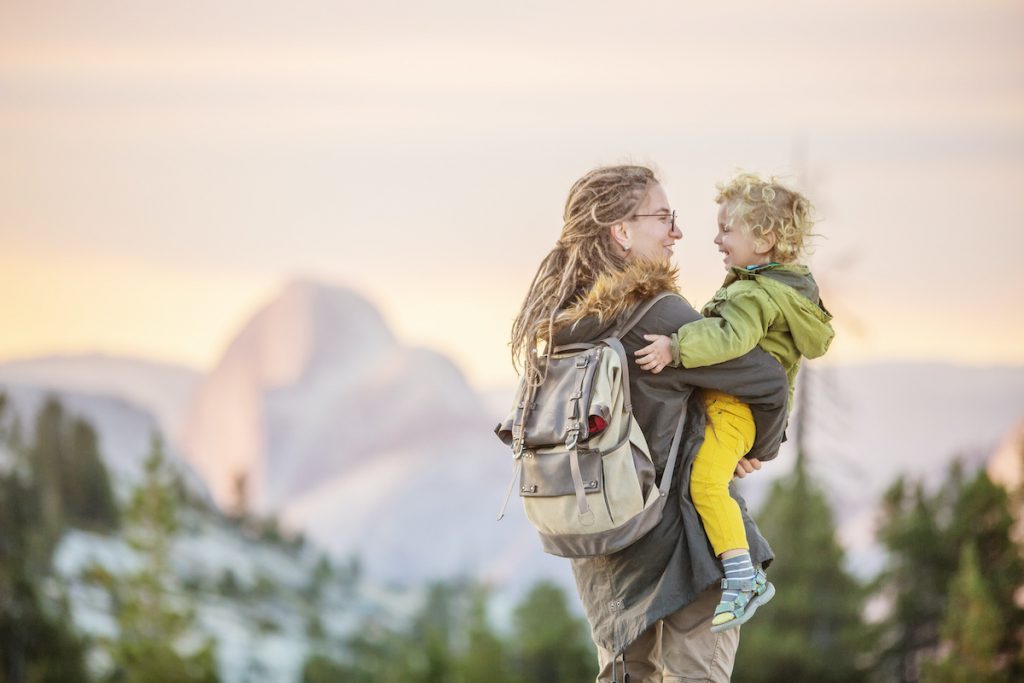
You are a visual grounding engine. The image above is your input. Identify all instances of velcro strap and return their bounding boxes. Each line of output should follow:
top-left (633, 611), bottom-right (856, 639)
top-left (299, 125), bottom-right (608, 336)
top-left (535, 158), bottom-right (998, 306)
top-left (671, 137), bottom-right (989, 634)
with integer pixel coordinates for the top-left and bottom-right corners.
top-left (720, 577), bottom-right (756, 592)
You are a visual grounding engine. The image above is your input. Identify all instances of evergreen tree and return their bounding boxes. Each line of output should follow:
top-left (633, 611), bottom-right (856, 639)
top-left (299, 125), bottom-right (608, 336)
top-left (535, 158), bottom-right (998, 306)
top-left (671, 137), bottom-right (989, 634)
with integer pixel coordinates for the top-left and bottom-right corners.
top-left (95, 434), bottom-right (219, 683)
top-left (871, 462), bottom-right (1024, 682)
top-left (330, 616), bottom-right (410, 682)
top-left (509, 580), bottom-right (596, 683)
top-left (871, 476), bottom-right (951, 682)
top-left (64, 418), bottom-right (119, 531)
top-left (29, 397), bottom-right (67, 552)
top-left (947, 468), bottom-right (1024, 652)
top-left (456, 584), bottom-right (513, 683)
top-left (733, 452), bottom-right (869, 683)
top-left (922, 542), bottom-right (1009, 683)
top-left (25, 397), bottom-right (119, 539)
top-left (300, 654), bottom-right (351, 683)
top-left (314, 578), bottom-right (595, 683)
top-left (318, 585), bottom-right (450, 683)
top-left (403, 580), bottom-right (463, 683)
top-left (0, 393), bottom-right (90, 682)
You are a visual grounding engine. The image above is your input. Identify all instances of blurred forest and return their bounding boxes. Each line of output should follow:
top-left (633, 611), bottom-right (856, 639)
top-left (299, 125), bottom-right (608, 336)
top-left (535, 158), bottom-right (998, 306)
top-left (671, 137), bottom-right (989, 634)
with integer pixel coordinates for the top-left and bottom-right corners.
top-left (1, 390), bottom-right (1022, 682)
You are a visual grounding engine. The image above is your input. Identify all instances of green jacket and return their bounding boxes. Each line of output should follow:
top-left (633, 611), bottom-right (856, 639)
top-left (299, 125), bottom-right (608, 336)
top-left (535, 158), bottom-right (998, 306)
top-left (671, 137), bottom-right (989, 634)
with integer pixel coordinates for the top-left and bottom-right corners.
top-left (670, 263), bottom-right (834, 409)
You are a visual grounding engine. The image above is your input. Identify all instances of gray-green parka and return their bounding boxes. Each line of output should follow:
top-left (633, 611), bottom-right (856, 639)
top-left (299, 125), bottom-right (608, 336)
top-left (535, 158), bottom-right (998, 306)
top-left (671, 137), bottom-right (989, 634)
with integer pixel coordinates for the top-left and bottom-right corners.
top-left (551, 260), bottom-right (790, 655)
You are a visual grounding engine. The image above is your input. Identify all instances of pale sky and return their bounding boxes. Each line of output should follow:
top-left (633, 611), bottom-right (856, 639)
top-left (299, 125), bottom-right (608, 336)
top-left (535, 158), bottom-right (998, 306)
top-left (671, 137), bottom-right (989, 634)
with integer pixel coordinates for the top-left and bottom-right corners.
top-left (2, 1), bottom-right (1023, 388)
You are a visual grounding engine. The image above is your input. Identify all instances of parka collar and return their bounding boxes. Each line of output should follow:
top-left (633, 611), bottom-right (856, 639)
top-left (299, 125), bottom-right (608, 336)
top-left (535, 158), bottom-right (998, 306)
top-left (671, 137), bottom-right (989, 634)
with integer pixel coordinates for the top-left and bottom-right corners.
top-left (559, 258), bottom-right (681, 330)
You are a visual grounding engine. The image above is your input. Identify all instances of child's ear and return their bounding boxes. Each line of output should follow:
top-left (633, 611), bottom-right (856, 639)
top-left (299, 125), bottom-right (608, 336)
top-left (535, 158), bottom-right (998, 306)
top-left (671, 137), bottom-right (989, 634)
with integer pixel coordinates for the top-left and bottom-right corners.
top-left (754, 232), bottom-right (777, 256)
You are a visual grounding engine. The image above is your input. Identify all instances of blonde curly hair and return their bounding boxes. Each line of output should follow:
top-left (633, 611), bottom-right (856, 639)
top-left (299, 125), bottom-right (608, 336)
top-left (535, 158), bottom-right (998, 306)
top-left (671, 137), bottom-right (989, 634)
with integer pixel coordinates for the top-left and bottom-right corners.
top-left (716, 172), bottom-right (815, 263)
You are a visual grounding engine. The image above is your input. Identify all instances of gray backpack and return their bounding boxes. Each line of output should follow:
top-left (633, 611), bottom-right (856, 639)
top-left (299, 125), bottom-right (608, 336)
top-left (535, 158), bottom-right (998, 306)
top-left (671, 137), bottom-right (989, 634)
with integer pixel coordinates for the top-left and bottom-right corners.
top-left (496, 293), bottom-right (686, 558)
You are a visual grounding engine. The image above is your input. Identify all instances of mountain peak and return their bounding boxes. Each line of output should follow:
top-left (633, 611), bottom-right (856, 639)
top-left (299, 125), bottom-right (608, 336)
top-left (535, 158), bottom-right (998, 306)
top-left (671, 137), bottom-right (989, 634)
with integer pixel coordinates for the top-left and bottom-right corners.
top-left (217, 278), bottom-right (397, 389)
top-left (181, 278), bottom-right (462, 511)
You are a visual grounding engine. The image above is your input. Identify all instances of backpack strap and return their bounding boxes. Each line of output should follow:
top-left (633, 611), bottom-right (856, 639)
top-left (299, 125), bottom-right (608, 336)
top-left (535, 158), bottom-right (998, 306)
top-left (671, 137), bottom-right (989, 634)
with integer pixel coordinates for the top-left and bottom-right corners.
top-left (602, 333), bottom-right (686, 497)
top-left (598, 291), bottom-right (677, 417)
top-left (550, 342), bottom-right (597, 354)
top-left (612, 291), bottom-right (686, 497)
top-left (660, 408), bottom-right (686, 498)
top-left (610, 291), bottom-right (677, 339)
top-left (597, 290), bottom-right (678, 417)
top-left (601, 337), bottom-right (632, 413)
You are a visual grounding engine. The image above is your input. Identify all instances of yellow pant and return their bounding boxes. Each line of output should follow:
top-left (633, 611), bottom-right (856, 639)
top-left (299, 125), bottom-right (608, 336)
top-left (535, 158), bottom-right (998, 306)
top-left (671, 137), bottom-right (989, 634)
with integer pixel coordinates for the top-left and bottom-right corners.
top-left (690, 390), bottom-right (756, 557)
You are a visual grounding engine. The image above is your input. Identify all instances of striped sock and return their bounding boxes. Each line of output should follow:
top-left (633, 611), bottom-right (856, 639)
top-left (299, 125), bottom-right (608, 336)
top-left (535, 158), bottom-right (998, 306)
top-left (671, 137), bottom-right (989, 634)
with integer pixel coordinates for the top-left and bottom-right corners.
top-left (721, 552), bottom-right (755, 605)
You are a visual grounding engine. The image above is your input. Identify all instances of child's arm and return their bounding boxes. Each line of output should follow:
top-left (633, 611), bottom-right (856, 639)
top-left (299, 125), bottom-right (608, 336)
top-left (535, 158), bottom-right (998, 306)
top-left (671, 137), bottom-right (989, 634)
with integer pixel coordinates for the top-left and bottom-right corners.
top-left (634, 334), bottom-right (674, 373)
top-left (672, 287), bottom-right (778, 368)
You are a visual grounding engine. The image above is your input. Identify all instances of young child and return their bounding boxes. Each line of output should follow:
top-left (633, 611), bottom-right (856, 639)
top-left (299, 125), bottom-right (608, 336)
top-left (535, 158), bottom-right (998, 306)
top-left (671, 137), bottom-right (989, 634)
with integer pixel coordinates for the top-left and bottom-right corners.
top-left (635, 172), bottom-right (834, 632)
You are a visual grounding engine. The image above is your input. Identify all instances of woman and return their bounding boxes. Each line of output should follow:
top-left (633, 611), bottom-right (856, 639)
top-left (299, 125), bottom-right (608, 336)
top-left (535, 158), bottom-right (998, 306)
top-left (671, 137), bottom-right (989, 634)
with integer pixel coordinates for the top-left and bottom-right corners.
top-left (511, 165), bottom-right (789, 681)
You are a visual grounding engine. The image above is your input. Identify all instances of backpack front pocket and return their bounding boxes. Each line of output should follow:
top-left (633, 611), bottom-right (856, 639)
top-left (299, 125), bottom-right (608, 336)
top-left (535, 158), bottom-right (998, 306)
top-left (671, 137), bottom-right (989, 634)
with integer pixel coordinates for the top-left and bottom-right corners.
top-left (519, 448), bottom-right (602, 497)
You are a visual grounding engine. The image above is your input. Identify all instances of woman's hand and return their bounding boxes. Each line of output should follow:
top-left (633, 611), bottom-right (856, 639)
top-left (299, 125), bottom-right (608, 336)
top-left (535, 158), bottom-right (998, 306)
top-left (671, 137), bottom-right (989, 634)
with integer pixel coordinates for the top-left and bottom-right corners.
top-left (635, 335), bottom-right (674, 373)
top-left (733, 457), bottom-right (762, 479)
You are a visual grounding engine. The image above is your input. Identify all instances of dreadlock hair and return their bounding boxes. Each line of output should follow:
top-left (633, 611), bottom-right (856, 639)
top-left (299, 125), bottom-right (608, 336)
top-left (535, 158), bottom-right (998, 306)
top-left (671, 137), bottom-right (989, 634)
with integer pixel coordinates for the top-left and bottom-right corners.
top-left (715, 172), bottom-right (816, 264)
top-left (511, 164), bottom-right (659, 387)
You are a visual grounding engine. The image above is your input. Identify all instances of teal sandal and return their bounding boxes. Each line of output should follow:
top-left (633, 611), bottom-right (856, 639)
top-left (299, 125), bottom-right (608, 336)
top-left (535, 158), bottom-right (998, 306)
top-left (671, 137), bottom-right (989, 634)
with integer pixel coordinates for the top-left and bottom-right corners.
top-left (710, 568), bottom-right (775, 633)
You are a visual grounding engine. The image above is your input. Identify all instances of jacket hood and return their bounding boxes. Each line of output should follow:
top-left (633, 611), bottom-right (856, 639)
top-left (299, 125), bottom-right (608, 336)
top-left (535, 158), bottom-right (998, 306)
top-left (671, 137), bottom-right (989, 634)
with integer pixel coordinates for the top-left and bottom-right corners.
top-left (563, 259), bottom-right (681, 324)
top-left (730, 264), bottom-right (834, 359)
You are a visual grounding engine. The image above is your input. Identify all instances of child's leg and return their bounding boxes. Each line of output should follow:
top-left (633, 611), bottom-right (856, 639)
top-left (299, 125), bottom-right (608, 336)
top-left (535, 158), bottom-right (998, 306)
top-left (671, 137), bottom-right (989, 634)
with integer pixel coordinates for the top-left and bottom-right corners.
top-left (689, 391), bottom-right (755, 556)
top-left (690, 391), bottom-right (773, 631)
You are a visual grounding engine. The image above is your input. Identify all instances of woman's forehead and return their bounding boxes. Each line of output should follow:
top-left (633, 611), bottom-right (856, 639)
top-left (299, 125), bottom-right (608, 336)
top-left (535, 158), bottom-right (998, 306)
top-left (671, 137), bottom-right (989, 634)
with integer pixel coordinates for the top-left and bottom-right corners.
top-left (640, 184), bottom-right (671, 213)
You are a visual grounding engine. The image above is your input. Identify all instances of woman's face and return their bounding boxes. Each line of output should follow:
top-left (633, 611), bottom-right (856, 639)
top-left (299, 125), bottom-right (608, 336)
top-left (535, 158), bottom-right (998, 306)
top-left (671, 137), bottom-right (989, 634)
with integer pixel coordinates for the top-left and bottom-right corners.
top-left (621, 183), bottom-right (682, 261)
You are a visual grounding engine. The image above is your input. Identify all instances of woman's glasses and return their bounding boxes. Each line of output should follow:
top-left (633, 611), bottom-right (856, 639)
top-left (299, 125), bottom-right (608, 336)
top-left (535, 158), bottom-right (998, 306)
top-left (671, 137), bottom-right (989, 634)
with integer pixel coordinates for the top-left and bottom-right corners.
top-left (632, 210), bottom-right (679, 231)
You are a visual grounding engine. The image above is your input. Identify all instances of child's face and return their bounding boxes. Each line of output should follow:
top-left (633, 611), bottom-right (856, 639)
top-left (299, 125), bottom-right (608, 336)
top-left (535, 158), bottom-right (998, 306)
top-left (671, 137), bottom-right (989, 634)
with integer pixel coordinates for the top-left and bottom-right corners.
top-left (714, 203), bottom-right (771, 269)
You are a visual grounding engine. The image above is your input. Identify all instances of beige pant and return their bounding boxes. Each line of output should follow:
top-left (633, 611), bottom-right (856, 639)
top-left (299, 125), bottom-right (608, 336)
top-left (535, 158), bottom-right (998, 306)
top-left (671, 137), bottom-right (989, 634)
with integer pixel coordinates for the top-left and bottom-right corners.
top-left (595, 588), bottom-right (739, 683)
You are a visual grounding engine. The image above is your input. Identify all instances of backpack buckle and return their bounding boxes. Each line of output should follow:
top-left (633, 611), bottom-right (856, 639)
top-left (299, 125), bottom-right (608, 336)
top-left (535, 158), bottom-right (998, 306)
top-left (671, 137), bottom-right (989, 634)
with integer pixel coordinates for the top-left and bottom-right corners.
top-left (564, 422), bottom-right (581, 449)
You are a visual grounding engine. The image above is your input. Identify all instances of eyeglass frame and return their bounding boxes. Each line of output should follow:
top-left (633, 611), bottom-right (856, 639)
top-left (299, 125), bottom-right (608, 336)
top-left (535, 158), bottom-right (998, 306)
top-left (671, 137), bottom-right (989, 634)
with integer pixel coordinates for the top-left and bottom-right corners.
top-left (631, 210), bottom-right (679, 231)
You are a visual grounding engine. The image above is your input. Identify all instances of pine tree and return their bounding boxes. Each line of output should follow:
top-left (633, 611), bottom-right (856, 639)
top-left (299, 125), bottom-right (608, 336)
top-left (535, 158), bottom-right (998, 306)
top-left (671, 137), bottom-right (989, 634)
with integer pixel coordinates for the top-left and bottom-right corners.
top-left (29, 397), bottom-right (67, 551)
top-left (301, 654), bottom-right (351, 683)
top-left (319, 581), bottom-right (462, 683)
top-left (97, 433), bottom-right (219, 683)
top-left (409, 581), bottom-right (461, 682)
top-left (871, 463), bottom-right (1024, 682)
top-left (0, 392), bottom-right (89, 682)
top-left (732, 451), bottom-right (869, 683)
top-left (509, 580), bottom-right (597, 683)
top-left (25, 397), bottom-right (119, 540)
top-left (312, 577), bottom-right (595, 683)
top-left (947, 468), bottom-right (1024, 652)
top-left (922, 542), bottom-right (1009, 683)
top-left (871, 476), bottom-right (951, 681)
top-left (65, 418), bottom-right (119, 531)
top-left (456, 584), bottom-right (513, 683)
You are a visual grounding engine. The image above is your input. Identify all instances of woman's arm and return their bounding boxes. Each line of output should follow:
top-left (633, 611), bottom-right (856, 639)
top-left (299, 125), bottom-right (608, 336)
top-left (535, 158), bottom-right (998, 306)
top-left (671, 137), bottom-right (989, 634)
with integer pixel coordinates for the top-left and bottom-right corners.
top-left (637, 297), bottom-right (789, 461)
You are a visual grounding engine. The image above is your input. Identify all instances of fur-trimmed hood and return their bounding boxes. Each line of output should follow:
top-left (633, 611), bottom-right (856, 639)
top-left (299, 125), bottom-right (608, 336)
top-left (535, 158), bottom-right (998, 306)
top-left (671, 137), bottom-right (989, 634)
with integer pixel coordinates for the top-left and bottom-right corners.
top-left (559, 259), bottom-right (682, 329)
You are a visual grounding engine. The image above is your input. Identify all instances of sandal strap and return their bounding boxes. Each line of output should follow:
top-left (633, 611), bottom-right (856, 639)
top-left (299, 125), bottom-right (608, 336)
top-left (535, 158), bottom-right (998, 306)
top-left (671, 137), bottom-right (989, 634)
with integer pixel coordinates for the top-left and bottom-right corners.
top-left (714, 593), bottom-right (750, 616)
top-left (721, 567), bottom-right (769, 593)
top-left (720, 577), bottom-right (756, 591)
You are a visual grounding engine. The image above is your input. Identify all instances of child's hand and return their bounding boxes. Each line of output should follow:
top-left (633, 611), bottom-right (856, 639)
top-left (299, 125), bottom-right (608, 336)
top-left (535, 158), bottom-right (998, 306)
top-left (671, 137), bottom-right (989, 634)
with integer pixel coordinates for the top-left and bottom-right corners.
top-left (635, 334), bottom-right (673, 374)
